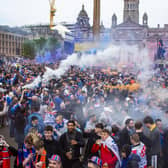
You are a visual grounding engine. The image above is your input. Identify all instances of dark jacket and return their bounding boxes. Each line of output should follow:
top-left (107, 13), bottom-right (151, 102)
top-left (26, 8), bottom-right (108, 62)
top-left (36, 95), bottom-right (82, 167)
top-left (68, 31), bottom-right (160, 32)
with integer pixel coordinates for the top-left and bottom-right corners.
top-left (84, 131), bottom-right (101, 160)
top-left (163, 127), bottom-right (168, 166)
top-left (150, 126), bottom-right (161, 155)
top-left (59, 130), bottom-right (84, 160)
top-left (14, 110), bottom-right (26, 133)
top-left (120, 127), bottom-right (131, 149)
top-left (137, 132), bottom-right (151, 149)
top-left (43, 137), bottom-right (61, 159)
top-left (121, 153), bottom-right (140, 168)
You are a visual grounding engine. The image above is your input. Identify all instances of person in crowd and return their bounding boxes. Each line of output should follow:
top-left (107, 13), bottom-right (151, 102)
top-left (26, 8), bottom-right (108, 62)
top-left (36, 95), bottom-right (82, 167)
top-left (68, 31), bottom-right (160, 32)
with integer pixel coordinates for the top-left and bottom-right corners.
top-left (111, 124), bottom-right (120, 148)
top-left (31, 96), bottom-right (41, 113)
top-left (163, 122), bottom-right (168, 168)
top-left (155, 119), bottom-right (164, 150)
top-left (48, 154), bottom-right (63, 168)
top-left (99, 107), bottom-right (113, 127)
top-left (120, 118), bottom-right (135, 149)
top-left (25, 116), bottom-right (44, 136)
top-left (43, 125), bottom-right (61, 159)
top-left (44, 103), bottom-right (56, 127)
top-left (8, 96), bottom-right (20, 137)
top-left (91, 129), bottom-right (121, 168)
top-left (34, 140), bottom-right (48, 168)
top-left (17, 134), bottom-right (36, 168)
top-left (54, 115), bottom-right (67, 139)
top-left (28, 105), bottom-right (44, 129)
top-left (155, 119), bottom-right (164, 168)
top-left (88, 156), bottom-right (102, 168)
top-left (0, 135), bottom-right (18, 168)
top-left (143, 116), bottom-right (161, 168)
top-left (121, 144), bottom-right (140, 168)
top-left (41, 88), bottom-right (50, 106)
top-left (135, 121), bottom-right (151, 167)
top-left (84, 114), bottom-right (97, 133)
top-left (84, 123), bottom-right (104, 161)
top-left (14, 104), bottom-right (26, 148)
top-left (130, 133), bottom-right (147, 168)
top-left (0, 95), bottom-right (7, 128)
top-left (54, 90), bottom-right (63, 112)
top-left (59, 120), bottom-right (84, 168)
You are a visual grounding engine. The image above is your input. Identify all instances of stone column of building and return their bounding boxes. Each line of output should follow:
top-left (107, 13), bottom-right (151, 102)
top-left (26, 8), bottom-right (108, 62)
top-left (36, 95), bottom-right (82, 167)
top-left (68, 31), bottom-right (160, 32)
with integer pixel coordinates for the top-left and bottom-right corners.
top-left (93, 0), bottom-right (100, 40)
top-left (123, 0), bottom-right (139, 24)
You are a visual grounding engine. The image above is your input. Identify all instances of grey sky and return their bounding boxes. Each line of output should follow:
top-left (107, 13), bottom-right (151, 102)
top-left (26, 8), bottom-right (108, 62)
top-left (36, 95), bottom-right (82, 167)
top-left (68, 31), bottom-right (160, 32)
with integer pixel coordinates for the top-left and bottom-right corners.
top-left (0, 0), bottom-right (168, 28)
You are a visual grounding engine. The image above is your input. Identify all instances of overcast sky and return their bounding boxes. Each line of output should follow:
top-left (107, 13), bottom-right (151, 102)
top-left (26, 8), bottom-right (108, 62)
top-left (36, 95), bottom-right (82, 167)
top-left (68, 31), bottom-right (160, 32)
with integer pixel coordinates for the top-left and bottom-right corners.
top-left (0, 0), bottom-right (168, 28)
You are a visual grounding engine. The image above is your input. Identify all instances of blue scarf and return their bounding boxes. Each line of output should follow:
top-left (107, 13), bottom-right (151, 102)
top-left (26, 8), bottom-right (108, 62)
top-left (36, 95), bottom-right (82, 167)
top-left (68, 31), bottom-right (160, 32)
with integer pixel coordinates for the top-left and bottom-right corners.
top-left (17, 144), bottom-right (35, 168)
top-left (55, 121), bottom-right (64, 130)
top-left (23, 144), bottom-right (35, 167)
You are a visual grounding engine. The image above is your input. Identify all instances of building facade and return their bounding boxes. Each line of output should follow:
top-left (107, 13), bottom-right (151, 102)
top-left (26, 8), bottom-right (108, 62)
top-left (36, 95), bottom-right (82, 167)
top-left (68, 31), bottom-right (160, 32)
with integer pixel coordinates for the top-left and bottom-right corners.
top-left (111, 0), bottom-right (168, 59)
top-left (2, 0), bottom-right (168, 58)
top-left (0, 26), bottom-right (28, 57)
top-left (74, 0), bottom-right (168, 58)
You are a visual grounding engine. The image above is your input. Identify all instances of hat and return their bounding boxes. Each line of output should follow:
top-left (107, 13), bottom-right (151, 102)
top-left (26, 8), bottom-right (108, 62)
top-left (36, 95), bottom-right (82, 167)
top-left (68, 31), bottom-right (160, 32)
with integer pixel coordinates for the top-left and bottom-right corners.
top-left (89, 156), bottom-right (102, 168)
top-left (49, 155), bottom-right (61, 162)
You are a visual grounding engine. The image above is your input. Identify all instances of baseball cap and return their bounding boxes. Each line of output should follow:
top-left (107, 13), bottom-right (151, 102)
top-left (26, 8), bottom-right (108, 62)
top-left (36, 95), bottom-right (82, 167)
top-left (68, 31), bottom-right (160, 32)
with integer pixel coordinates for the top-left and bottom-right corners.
top-left (49, 155), bottom-right (61, 162)
top-left (88, 156), bottom-right (102, 168)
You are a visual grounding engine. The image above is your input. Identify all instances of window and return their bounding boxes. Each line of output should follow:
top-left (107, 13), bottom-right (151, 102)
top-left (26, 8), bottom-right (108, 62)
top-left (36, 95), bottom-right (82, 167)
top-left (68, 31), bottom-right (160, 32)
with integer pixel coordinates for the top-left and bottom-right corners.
top-left (133, 4), bottom-right (136, 9)
top-left (130, 4), bottom-right (133, 9)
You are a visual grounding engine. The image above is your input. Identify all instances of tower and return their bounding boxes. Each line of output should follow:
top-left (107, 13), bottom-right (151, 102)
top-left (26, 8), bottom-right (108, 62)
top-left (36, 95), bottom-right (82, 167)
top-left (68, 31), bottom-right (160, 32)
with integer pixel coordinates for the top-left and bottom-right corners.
top-left (143, 13), bottom-right (148, 26)
top-left (123, 0), bottom-right (139, 24)
top-left (93, 0), bottom-right (100, 40)
top-left (112, 14), bottom-right (117, 28)
top-left (76, 5), bottom-right (90, 30)
top-left (76, 5), bottom-right (90, 41)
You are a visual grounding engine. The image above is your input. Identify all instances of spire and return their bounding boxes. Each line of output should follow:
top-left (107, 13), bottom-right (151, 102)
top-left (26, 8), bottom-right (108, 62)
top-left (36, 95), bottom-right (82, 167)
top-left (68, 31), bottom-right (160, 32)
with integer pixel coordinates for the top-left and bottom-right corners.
top-left (82, 4), bottom-right (84, 10)
top-left (112, 13), bottom-right (117, 28)
top-left (100, 21), bottom-right (105, 30)
top-left (143, 12), bottom-right (148, 26)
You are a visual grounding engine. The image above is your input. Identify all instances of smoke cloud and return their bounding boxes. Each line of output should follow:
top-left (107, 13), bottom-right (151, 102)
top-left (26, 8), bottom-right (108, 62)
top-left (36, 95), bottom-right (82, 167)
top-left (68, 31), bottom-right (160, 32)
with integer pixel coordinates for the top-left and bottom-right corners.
top-left (42, 44), bottom-right (151, 81)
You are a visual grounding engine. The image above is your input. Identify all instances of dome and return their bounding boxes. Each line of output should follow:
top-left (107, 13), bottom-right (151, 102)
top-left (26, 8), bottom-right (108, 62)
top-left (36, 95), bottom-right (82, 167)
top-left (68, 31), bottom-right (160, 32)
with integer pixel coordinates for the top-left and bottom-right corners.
top-left (78, 5), bottom-right (89, 18)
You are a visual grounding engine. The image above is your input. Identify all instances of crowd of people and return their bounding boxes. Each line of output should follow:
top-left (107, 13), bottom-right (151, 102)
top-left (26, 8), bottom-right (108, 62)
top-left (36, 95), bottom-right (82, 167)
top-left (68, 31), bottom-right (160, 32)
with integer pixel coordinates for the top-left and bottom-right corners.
top-left (0, 55), bottom-right (168, 168)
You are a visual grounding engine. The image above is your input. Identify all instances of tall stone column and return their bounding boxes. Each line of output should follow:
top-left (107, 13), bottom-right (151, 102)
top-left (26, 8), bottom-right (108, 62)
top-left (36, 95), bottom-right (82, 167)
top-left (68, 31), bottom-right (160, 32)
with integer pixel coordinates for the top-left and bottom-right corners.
top-left (93, 0), bottom-right (100, 40)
